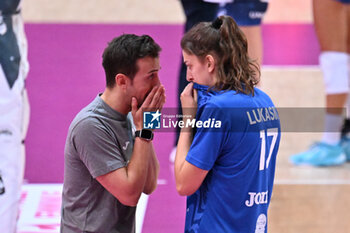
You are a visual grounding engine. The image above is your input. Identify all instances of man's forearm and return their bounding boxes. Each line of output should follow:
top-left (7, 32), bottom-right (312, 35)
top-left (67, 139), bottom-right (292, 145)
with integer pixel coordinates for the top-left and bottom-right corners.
top-left (125, 138), bottom-right (153, 197)
top-left (97, 137), bottom-right (153, 207)
top-left (143, 144), bottom-right (159, 194)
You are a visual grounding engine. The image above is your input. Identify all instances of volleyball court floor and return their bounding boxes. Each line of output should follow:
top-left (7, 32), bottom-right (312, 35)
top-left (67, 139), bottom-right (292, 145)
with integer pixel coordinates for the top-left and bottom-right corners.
top-left (19, 23), bottom-right (350, 233)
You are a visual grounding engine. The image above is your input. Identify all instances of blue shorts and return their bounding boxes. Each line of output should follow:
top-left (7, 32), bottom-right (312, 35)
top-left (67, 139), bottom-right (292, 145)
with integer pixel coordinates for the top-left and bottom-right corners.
top-left (219, 0), bottom-right (269, 26)
top-left (336, 0), bottom-right (350, 4)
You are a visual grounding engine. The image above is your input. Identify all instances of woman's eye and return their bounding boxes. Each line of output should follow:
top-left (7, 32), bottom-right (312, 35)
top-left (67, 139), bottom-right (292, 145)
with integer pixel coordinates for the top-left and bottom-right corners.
top-left (149, 73), bottom-right (158, 79)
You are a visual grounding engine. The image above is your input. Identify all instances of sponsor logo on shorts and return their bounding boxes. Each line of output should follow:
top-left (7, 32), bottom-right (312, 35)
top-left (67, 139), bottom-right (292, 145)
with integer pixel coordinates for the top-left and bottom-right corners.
top-left (249, 11), bottom-right (265, 19)
top-left (0, 129), bottom-right (12, 136)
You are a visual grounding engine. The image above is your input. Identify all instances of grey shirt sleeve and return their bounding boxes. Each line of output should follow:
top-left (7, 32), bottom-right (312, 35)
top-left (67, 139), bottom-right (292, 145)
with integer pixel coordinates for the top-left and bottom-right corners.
top-left (71, 117), bottom-right (126, 178)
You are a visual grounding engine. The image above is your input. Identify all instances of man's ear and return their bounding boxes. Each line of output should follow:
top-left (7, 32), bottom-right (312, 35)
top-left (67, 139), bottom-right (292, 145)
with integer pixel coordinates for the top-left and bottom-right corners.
top-left (115, 74), bottom-right (128, 90)
top-left (206, 55), bottom-right (215, 73)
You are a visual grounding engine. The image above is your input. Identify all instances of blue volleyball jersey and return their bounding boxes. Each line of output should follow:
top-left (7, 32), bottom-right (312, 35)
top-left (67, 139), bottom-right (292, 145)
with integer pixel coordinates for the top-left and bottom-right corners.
top-left (184, 83), bottom-right (281, 233)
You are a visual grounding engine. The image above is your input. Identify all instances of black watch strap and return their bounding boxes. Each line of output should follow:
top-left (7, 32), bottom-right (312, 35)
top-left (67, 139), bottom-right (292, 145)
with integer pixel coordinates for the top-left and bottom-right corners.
top-left (135, 129), bottom-right (154, 141)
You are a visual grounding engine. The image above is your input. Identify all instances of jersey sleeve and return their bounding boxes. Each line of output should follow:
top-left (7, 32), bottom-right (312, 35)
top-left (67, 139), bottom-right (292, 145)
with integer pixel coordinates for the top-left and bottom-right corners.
top-left (186, 102), bottom-right (229, 171)
top-left (71, 117), bottom-right (126, 178)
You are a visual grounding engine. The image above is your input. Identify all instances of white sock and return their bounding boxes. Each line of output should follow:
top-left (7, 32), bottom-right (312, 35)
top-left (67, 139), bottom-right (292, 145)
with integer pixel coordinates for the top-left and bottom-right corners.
top-left (345, 94), bottom-right (350, 120)
top-left (346, 54), bottom-right (350, 118)
top-left (321, 113), bottom-right (343, 145)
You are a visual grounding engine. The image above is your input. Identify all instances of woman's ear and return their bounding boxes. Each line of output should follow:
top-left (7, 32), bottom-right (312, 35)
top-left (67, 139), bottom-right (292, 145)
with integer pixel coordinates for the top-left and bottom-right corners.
top-left (206, 55), bottom-right (215, 73)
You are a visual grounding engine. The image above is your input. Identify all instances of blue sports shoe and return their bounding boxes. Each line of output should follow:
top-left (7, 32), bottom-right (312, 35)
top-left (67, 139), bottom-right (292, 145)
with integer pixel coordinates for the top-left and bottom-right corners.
top-left (340, 136), bottom-right (350, 161)
top-left (289, 142), bottom-right (346, 166)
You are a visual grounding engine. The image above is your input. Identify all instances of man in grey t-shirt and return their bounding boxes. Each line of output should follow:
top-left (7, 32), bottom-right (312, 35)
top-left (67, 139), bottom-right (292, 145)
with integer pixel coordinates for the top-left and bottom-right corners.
top-left (60, 34), bottom-right (165, 233)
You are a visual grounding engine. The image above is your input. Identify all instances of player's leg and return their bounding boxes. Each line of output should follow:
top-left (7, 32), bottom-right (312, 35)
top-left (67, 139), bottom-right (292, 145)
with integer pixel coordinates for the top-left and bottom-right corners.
top-left (239, 26), bottom-right (263, 67)
top-left (178, 0), bottom-right (219, 116)
top-left (340, 1), bottom-right (350, 160)
top-left (0, 70), bottom-right (25, 233)
top-left (290, 0), bottom-right (348, 166)
top-left (0, 12), bottom-right (30, 231)
top-left (0, 143), bottom-right (23, 233)
top-left (221, 0), bottom-right (268, 85)
top-left (315, 0), bottom-right (348, 145)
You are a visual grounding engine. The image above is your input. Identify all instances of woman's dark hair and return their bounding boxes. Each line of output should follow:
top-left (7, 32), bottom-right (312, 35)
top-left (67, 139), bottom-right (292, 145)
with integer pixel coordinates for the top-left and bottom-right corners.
top-left (181, 15), bottom-right (260, 95)
top-left (102, 34), bottom-right (161, 88)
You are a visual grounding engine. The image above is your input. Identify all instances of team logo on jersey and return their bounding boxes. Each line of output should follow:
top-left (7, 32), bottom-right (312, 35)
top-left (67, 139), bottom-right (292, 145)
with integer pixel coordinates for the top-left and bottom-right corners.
top-left (245, 191), bottom-right (268, 207)
top-left (255, 214), bottom-right (267, 233)
top-left (143, 110), bottom-right (161, 129)
top-left (122, 141), bottom-right (130, 151)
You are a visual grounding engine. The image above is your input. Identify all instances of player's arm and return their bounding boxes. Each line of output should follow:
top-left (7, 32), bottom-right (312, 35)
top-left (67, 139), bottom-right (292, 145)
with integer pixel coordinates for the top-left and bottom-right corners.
top-left (175, 83), bottom-right (208, 196)
top-left (175, 128), bottom-right (208, 196)
top-left (97, 138), bottom-right (153, 206)
top-left (142, 85), bottom-right (165, 194)
top-left (142, 143), bottom-right (160, 194)
top-left (97, 85), bottom-right (165, 206)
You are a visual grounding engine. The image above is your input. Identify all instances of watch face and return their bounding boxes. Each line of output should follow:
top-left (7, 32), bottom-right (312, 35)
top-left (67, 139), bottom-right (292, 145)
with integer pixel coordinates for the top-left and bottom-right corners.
top-left (141, 129), bottom-right (153, 139)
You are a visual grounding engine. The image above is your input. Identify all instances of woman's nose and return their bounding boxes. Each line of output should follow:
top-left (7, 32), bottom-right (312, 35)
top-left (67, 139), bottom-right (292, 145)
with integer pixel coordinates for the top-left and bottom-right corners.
top-left (186, 69), bottom-right (193, 82)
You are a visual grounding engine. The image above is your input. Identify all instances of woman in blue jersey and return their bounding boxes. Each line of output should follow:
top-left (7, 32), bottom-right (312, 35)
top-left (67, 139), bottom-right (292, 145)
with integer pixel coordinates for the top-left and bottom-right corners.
top-left (174, 15), bottom-right (281, 233)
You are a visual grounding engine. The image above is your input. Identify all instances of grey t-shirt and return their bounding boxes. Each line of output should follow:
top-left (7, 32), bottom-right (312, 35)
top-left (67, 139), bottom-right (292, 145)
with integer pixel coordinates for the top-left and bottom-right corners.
top-left (60, 95), bottom-right (136, 233)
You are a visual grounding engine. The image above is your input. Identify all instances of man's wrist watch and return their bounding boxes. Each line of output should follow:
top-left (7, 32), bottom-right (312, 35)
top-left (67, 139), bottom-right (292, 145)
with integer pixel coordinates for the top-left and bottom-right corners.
top-left (135, 129), bottom-right (154, 141)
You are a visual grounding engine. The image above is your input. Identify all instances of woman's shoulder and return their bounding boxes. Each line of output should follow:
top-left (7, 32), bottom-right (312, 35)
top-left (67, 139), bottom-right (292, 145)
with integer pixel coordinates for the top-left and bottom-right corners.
top-left (206, 87), bottom-right (275, 107)
top-left (207, 89), bottom-right (249, 106)
top-left (253, 87), bottom-right (276, 105)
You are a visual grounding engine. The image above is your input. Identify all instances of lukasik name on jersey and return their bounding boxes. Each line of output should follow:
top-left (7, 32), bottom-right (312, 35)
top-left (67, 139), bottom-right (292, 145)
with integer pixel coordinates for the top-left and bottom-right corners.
top-left (246, 107), bottom-right (279, 125)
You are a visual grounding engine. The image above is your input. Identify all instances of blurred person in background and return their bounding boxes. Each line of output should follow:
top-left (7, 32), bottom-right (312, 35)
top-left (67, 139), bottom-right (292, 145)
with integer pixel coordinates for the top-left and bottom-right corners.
top-left (290, 0), bottom-right (350, 166)
top-left (0, 0), bottom-right (30, 232)
top-left (218, 0), bottom-right (269, 70)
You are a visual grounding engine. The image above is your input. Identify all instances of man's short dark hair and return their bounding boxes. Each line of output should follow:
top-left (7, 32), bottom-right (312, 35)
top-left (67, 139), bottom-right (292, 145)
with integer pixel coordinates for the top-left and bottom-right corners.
top-left (102, 34), bottom-right (161, 88)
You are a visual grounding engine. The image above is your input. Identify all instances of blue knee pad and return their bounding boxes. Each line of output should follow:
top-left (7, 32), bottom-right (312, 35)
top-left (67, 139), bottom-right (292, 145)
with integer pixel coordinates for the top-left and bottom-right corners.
top-left (219, 0), bottom-right (269, 26)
